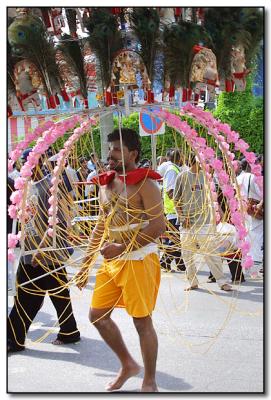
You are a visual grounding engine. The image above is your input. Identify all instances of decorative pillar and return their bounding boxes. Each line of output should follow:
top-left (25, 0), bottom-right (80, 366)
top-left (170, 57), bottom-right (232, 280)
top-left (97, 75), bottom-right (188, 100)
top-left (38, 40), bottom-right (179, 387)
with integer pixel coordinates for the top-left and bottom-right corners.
top-left (99, 111), bottom-right (114, 162)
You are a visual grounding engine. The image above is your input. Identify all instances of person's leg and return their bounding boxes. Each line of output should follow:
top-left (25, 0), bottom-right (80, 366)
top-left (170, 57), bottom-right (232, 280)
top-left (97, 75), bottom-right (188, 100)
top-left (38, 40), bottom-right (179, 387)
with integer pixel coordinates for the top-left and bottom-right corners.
top-left (179, 230), bottom-right (199, 289)
top-left (170, 219), bottom-right (185, 271)
top-left (8, 263), bottom-right (46, 351)
top-left (227, 252), bottom-right (245, 283)
top-left (203, 254), bottom-right (232, 290)
top-left (90, 308), bottom-right (140, 391)
top-left (182, 248), bottom-right (199, 289)
top-left (198, 229), bottom-right (232, 291)
top-left (133, 316), bottom-right (158, 392)
top-left (47, 266), bottom-right (80, 343)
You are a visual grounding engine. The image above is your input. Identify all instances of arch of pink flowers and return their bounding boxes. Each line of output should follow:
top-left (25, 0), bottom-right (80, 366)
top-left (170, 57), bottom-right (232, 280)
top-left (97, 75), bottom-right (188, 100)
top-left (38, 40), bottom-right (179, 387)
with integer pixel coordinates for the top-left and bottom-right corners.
top-left (8, 107), bottom-right (262, 270)
top-left (8, 115), bottom-right (84, 261)
top-left (148, 106), bottom-right (262, 269)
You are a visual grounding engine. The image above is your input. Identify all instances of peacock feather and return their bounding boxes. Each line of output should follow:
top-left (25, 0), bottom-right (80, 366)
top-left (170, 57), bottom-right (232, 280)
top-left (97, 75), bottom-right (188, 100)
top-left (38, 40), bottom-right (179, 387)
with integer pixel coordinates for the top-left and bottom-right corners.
top-left (128, 7), bottom-right (160, 86)
top-left (83, 8), bottom-right (123, 90)
top-left (204, 7), bottom-right (263, 79)
top-left (7, 17), bottom-right (19, 94)
top-left (8, 14), bottom-right (64, 96)
top-left (162, 20), bottom-right (211, 88)
top-left (57, 34), bottom-right (88, 98)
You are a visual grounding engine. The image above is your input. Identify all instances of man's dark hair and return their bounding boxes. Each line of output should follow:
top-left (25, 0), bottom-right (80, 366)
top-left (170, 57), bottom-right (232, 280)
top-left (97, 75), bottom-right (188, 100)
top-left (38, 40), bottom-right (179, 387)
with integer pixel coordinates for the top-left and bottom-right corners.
top-left (169, 149), bottom-right (181, 164)
top-left (79, 156), bottom-right (88, 164)
top-left (107, 128), bottom-right (141, 163)
top-left (166, 148), bottom-right (173, 158)
top-left (240, 158), bottom-right (250, 172)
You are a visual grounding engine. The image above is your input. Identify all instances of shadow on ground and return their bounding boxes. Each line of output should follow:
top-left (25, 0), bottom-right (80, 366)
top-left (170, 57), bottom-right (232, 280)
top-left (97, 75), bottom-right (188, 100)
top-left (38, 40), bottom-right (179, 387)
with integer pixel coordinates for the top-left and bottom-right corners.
top-left (8, 336), bottom-right (192, 392)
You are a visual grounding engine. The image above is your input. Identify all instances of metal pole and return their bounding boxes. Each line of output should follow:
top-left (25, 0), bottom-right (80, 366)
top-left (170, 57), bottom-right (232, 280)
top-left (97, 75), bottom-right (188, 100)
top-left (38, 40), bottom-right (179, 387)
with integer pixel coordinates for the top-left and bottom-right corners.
top-left (151, 134), bottom-right (157, 170)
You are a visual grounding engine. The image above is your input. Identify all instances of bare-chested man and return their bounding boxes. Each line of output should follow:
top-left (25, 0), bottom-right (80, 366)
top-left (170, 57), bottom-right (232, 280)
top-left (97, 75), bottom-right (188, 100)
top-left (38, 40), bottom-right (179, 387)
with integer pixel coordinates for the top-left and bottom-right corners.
top-left (76, 128), bottom-right (166, 392)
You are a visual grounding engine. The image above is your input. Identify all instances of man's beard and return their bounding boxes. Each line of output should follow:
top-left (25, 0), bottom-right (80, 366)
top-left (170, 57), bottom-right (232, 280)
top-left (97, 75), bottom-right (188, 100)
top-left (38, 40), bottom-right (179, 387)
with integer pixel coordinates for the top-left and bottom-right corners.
top-left (108, 158), bottom-right (124, 172)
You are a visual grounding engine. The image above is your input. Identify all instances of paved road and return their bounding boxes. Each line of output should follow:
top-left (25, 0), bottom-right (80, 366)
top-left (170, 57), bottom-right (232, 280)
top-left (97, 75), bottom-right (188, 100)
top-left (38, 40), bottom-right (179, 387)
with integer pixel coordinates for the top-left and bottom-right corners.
top-left (7, 255), bottom-right (263, 393)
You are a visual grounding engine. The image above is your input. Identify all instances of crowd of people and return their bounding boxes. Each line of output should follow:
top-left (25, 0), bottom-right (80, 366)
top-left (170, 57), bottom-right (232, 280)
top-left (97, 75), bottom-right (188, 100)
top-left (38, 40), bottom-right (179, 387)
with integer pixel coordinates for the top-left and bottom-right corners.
top-left (7, 128), bottom-right (263, 392)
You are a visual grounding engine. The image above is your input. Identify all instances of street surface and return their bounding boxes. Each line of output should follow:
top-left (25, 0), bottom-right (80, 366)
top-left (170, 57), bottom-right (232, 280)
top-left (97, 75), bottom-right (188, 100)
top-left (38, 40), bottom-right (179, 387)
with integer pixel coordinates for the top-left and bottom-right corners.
top-left (8, 252), bottom-right (264, 393)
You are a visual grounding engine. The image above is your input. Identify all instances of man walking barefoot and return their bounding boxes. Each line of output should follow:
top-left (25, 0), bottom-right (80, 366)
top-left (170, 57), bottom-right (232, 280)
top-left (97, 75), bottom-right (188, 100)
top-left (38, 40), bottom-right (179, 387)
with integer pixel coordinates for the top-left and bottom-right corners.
top-left (76, 128), bottom-right (166, 392)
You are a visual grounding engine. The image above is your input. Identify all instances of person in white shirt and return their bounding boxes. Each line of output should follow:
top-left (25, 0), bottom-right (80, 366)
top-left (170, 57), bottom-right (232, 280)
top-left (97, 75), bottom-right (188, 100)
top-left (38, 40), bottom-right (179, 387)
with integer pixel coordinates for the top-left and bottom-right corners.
top-left (173, 154), bottom-right (232, 291)
top-left (236, 158), bottom-right (263, 271)
top-left (157, 149), bottom-right (172, 177)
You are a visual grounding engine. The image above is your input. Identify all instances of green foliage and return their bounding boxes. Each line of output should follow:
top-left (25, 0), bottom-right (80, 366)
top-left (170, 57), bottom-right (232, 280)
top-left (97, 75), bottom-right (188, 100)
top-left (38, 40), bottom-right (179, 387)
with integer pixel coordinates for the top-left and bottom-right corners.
top-left (213, 75), bottom-right (263, 153)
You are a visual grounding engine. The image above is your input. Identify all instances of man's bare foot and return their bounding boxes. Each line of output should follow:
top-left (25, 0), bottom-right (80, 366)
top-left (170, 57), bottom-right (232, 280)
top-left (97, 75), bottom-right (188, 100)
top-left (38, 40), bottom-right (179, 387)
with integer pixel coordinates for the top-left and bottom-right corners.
top-left (184, 285), bottom-right (198, 291)
top-left (220, 283), bottom-right (232, 291)
top-left (106, 362), bottom-right (141, 391)
top-left (141, 382), bottom-right (158, 392)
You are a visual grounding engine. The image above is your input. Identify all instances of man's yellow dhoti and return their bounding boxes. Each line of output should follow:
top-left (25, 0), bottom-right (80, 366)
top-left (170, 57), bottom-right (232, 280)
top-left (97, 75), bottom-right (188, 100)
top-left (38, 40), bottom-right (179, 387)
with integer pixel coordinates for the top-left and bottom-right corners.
top-left (91, 253), bottom-right (161, 318)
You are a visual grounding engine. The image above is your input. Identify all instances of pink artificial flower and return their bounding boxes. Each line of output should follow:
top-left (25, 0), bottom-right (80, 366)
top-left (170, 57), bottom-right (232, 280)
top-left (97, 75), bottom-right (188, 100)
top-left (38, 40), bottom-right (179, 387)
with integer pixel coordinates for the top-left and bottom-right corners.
top-left (250, 164), bottom-right (262, 176)
top-left (8, 205), bottom-right (17, 219)
top-left (215, 212), bottom-right (221, 223)
top-left (49, 186), bottom-right (57, 194)
top-left (8, 159), bottom-right (14, 172)
top-left (222, 184), bottom-right (235, 199)
top-left (10, 190), bottom-right (23, 205)
top-left (196, 137), bottom-right (207, 147)
top-left (216, 134), bottom-right (224, 142)
top-left (229, 198), bottom-right (238, 211)
top-left (8, 233), bottom-right (19, 248)
top-left (237, 226), bottom-right (247, 240)
top-left (226, 130), bottom-right (239, 143)
top-left (27, 152), bottom-right (40, 164)
top-left (240, 240), bottom-right (251, 255)
top-left (20, 165), bottom-right (33, 178)
top-left (212, 159), bottom-right (223, 171)
top-left (231, 211), bottom-right (243, 227)
top-left (35, 142), bottom-right (48, 154)
top-left (227, 152), bottom-right (235, 161)
top-left (48, 196), bottom-right (56, 205)
top-left (221, 141), bottom-right (230, 151)
top-left (14, 177), bottom-right (27, 190)
top-left (203, 147), bottom-right (215, 159)
top-left (9, 149), bottom-right (21, 162)
top-left (217, 170), bottom-right (229, 185)
top-left (8, 249), bottom-right (15, 262)
top-left (244, 151), bottom-right (257, 164)
top-left (48, 206), bottom-right (58, 216)
top-left (235, 139), bottom-right (249, 152)
top-left (241, 256), bottom-right (254, 270)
